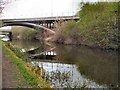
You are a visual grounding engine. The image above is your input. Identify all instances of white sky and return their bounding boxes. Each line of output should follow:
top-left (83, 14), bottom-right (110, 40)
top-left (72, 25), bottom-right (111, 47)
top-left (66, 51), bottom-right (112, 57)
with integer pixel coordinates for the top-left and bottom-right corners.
top-left (1, 0), bottom-right (118, 19)
top-left (1, 0), bottom-right (81, 19)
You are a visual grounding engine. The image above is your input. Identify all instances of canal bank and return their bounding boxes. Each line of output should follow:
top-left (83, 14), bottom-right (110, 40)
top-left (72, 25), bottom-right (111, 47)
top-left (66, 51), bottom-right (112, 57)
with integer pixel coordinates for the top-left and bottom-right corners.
top-left (11, 40), bottom-right (119, 88)
top-left (1, 41), bottom-right (32, 88)
top-left (2, 48), bottom-right (31, 88)
top-left (1, 41), bottom-right (51, 88)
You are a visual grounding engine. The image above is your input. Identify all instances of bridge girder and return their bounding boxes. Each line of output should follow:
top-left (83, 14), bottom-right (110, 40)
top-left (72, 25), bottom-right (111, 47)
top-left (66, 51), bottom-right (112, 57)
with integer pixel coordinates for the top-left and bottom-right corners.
top-left (0, 22), bottom-right (55, 34)
top-left (2, 16), bottom-right (79, 25)
top-left (0, 16), bottom-right (79, 34)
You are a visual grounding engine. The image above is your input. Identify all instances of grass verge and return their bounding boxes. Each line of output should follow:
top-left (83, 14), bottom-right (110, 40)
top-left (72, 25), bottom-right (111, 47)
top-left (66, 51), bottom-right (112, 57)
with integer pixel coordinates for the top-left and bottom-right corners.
top-left (2, 41), bottom-right (51, 88)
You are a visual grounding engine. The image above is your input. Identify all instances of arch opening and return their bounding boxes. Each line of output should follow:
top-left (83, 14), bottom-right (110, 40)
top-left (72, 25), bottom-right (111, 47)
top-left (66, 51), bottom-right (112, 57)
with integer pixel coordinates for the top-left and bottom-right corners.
top-left (0, 22), bottom-right (55, 34)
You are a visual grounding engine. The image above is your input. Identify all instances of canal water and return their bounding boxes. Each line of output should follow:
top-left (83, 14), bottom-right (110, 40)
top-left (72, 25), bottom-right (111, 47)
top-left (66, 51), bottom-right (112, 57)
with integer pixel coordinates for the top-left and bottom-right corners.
top-left (11, 40), bottom-right (118, 88)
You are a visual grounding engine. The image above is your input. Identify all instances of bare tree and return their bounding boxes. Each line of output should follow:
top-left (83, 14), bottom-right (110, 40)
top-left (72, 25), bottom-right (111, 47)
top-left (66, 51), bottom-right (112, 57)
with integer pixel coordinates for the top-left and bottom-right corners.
top-left (0, 0), bottom-right (5, 14)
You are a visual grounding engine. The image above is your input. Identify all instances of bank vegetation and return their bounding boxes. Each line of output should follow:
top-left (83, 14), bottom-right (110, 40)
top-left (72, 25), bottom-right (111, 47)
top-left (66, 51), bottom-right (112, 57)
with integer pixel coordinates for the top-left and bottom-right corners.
top-left (53, 2), bottom-right (119, 50)
top-left (11, 26), bottom-right (41, 40)
top-left (2, 40), bottom-right (51, 88)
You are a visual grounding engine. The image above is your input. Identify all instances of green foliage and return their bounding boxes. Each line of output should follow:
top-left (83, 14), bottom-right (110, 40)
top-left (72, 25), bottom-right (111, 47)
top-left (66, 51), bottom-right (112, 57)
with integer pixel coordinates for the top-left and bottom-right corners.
top-left (12, 26), bottom-right (39, 40)
top-left (54, 2), bottom-right (119, 49)
top-left (78, 2), bottom-right (118, 49)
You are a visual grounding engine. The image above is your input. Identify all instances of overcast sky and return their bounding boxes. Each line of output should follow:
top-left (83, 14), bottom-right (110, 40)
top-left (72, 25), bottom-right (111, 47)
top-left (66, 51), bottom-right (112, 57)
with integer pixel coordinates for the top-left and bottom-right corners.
top-left (1, 0), bottom-right (81, 19)
top-left (1, 0), bottom-right (118, 19)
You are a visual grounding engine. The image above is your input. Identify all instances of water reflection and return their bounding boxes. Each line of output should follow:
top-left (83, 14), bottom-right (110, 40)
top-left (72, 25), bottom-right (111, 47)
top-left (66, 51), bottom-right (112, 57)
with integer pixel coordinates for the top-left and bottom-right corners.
top-left (11, 40), bottom-right (118, 88)
top-left (30, 61), bottom-right (104, 88)
top-left (55, 45), bottom-right (118, 87)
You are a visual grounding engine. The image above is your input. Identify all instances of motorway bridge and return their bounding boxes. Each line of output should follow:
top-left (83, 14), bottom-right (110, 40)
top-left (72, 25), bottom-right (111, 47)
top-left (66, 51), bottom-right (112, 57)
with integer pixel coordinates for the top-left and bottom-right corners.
top-left (0, 16), bottom-right (79, 41)
top-left (1, 16), bottom-right (79, 29)
top-left (1, 16), bottom-right (79, 23)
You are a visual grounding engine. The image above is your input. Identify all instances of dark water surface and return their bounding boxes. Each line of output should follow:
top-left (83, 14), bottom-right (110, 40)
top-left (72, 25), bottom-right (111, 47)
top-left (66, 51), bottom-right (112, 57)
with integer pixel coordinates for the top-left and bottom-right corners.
top-left (12, 40), bottom-right (118, 88)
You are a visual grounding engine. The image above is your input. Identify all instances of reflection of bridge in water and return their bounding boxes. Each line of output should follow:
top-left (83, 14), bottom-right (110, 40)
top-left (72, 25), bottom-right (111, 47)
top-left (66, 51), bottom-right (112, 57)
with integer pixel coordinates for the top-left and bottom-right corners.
top-left (28, 47), bottom-right (57, 60)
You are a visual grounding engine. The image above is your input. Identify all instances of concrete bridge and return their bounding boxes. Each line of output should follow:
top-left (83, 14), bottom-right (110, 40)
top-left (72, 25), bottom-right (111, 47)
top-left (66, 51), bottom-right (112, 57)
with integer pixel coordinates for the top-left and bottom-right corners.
top-left (2, 16), bottom-right (79, 23)
top-left (1, 16), bottom-right (79, 29)
top-left (0, 22), bottom-right (56, 41)
top-left (0, 16), bottom-right (79, 41)
top-left (1, 22), bottom-right (55, 34)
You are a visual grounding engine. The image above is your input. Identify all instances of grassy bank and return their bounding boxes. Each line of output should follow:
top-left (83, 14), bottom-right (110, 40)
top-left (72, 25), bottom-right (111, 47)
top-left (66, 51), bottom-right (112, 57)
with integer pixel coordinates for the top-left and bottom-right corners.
top-left (2, 41), bottom-right (51, 88)
top-left (54, 2), bottom-right (119, 50)
top-left (12, 26), bottom-right (40, 40)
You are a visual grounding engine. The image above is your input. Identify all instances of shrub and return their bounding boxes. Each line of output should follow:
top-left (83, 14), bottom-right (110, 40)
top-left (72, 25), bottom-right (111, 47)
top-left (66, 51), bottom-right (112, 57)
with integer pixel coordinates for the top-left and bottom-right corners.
top-left (54, 2), bottom-right (119, 49)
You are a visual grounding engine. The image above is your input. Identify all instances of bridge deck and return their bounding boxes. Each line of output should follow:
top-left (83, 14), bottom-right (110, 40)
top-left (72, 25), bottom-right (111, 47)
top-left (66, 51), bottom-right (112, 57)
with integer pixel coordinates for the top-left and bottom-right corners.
top-left (1, 16), bottom-right (79, 23)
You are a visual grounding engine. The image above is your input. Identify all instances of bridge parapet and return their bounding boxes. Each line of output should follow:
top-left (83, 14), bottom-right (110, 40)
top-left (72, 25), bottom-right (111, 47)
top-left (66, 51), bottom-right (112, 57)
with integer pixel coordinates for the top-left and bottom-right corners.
top-left (2, 16), bottom-right (79, 23)
top-left (0, 16), bottom-right (79, 34)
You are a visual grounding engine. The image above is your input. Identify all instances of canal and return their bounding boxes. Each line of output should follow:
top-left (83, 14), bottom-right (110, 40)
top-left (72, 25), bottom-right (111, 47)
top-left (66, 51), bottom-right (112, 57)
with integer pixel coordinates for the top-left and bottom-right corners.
top-left (11, 40), bottom-right (118, 88)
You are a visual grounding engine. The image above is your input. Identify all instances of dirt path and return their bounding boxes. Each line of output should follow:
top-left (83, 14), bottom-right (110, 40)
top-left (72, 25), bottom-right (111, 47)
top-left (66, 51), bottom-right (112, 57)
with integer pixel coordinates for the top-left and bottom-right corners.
top-left (2, 46), bottom-right (30, 88)
top-left (2, 50), bottom-right (18, 88)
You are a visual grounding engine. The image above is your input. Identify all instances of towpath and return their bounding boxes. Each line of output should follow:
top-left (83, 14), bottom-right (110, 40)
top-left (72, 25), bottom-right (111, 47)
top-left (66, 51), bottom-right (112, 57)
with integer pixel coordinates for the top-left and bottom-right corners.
top-left (0, 43), bottom-right (30, 88)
